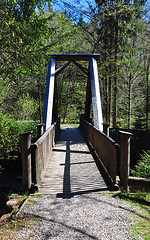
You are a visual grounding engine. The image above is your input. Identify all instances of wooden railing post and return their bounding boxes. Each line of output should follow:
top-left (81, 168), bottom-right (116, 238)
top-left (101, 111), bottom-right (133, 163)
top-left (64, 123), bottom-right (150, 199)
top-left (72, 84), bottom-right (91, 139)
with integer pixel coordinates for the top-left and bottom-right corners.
top-left (36, 123), bottom-right (44, 139)
top-left (55, 117), bottom-right (61, 140)
top-left (119, 131), bottom-right (133, 191)
top-left (103, 123), bottom-right (110, 137)
top-left (20, 131), bottom-right (32, 192)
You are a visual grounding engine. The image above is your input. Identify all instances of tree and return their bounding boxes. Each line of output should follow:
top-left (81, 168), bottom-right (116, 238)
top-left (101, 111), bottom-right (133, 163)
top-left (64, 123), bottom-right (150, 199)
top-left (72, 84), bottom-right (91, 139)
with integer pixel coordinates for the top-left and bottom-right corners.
top-left (0, 0), bottom-right (56, 121)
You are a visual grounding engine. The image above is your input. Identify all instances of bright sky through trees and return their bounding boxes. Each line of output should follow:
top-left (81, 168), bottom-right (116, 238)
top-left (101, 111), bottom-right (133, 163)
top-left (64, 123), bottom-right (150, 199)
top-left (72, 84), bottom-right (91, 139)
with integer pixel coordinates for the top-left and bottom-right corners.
top-left (52, 0), bottom-right (97, 22)
top-left (52, 0), bottom-right (150, 22)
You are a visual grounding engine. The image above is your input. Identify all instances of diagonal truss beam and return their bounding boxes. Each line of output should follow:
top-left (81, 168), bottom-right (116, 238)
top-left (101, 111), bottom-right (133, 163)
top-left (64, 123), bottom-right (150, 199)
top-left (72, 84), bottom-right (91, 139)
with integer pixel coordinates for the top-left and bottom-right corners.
top-left (55, 61), bottom-right (72, 76)
top-left (72, 61), bottom-right (88, 75)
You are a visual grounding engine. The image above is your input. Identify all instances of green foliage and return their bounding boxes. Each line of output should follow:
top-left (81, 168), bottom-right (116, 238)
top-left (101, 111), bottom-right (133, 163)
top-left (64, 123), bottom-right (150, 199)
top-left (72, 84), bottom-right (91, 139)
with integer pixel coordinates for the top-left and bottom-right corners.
top-left (14, 93), bottom-right (39, 121)
top-left (65, 105), bottom-right (80, 124)
top-left (131, 150), bottom-right (150, 179)
top-left (0, 112), bottom-right (38, 161)
top-left (0, 0), bottom-right (55, 80)
top-left (0, 165), bottom-right (4, 173)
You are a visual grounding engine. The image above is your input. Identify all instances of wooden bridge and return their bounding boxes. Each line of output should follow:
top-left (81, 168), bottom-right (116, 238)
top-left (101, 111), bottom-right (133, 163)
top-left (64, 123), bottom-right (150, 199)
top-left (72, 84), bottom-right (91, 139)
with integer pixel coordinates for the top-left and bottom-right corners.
top-left (39, 125), bottom-right (107, 196)
top-left (20, 54), bottom-right (132, 195)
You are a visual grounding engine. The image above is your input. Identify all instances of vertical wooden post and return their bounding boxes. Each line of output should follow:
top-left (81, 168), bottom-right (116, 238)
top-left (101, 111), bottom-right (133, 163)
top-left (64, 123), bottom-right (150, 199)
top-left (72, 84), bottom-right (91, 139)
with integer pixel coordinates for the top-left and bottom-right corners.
top-left (103, 123), bottom-right (110, 137)
top-left (119, 131), bottom-right (133, 191)
top-left (20, 131), bottom-right (32, 192)
top-left (36, 123), bottom-right (44, 139)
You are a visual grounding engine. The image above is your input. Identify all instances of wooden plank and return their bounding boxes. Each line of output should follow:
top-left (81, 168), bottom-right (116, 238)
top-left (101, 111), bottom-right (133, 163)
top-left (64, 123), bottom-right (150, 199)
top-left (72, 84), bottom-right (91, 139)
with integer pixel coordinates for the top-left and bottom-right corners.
top-left (48, 54), bottom-right (100, 61)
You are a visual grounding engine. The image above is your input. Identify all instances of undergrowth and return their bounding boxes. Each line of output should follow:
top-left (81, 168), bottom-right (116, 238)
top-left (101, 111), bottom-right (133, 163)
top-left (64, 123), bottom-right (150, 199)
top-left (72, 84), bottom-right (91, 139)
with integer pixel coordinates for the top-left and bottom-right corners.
top-left (0, 113), bottom-right (39, 162)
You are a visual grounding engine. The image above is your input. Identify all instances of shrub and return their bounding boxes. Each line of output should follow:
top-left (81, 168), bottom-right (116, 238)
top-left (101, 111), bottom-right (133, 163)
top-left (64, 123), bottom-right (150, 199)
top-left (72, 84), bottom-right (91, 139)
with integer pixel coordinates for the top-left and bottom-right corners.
top-left (131, 150), bottom-right (150, 179)
top-left (0, 113), bottom-right (38, 161)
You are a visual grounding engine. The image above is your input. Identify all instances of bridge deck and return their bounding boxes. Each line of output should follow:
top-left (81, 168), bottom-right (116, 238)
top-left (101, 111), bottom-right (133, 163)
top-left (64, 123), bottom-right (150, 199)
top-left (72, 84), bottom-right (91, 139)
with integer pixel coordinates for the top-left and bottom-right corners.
top-left (39, 126), bottom-right (107, 196)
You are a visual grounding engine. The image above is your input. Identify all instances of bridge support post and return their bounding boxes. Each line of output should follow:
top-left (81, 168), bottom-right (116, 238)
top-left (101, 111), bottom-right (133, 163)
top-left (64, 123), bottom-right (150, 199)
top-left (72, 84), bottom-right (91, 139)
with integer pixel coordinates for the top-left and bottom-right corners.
top-left (85, 72), bottom-right (92, 120)
top-left (43, 58), bottom-right (56, 132)
top-left (89, 57), bottom-right (103, 131)
top-left (20, 131), bottom-right (32, 192)
top-left (52, 76), bottom-right (58, 123)
top-left (119, 131), bottom-right (133, 191)
top-left (103, 123), bottom-right (110, 137)
top-left (36, 123), bottom-right (44, 139)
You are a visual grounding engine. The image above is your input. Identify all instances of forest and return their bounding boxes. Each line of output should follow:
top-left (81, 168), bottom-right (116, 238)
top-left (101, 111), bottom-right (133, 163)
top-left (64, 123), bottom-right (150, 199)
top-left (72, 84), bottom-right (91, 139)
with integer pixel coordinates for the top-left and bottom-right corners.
top-left (0, 0), bottom-right (150, 177)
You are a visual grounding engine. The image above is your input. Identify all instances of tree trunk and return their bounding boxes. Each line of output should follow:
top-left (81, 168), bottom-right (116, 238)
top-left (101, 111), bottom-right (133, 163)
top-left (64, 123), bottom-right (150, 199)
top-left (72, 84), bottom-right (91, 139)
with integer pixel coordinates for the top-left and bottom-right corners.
top-left (146, 55), bottom-right (150, 129)
top-left (37, 77), bottom-right (42, 123)
top-left (108, 62), bottom-right (112, 125)
top-left (103, 13), bottom-right (108, 123)
top-left (128, 72), bottom-right (132, 128)
top-left (113, 17), bottom-right (118, 128)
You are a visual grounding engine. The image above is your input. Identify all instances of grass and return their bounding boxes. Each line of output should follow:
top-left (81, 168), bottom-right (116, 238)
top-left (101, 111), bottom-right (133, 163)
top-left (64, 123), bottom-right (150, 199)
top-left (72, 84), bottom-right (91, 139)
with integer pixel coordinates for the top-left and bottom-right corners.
top-left (125, 189), bottom-right (150, 240)
top-left (26, 199), bottom-right (36, 205)
top-left (120, 187), bottom-right (150, 202)
top-left (61, 123), bottom-right (80, 128)
top-left (112, 188), bottom-right (150, 240)
top-left (130, 204), bottom-right (150, 240)
top-left (30, 193), bottom-right (43, 198)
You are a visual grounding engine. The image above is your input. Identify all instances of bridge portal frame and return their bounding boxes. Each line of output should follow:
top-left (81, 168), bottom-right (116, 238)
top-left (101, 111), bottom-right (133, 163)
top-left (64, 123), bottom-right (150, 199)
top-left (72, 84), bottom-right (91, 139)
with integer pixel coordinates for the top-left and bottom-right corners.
top-left (43, 54), bottom-right (103, 132)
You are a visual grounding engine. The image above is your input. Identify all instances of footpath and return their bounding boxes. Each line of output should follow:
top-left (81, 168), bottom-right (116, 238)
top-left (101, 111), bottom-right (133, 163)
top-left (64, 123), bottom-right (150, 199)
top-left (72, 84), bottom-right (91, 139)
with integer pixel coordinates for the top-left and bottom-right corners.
top-left (0, 126), bottom-right (145, 239)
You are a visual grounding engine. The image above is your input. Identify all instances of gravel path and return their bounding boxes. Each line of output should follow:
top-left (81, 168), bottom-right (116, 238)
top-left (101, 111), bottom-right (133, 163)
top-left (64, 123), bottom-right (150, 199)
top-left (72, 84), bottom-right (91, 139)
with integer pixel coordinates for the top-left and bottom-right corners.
top-left (16, 192), bottom-right (142, 240)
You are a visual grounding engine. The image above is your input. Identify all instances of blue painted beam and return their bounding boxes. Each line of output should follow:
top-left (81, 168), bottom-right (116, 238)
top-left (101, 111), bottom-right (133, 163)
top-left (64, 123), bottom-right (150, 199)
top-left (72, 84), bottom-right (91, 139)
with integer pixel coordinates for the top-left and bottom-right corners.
top-left (55, 61), bottom-right (71, 76)
top-left (89, 57), bottom-right (103, 131)
top-left (43, 58), bottom-right (56, 132)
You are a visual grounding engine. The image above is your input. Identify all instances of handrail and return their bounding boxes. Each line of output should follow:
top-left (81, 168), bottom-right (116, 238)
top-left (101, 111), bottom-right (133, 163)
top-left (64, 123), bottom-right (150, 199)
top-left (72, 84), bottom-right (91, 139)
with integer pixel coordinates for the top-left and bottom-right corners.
top-left (80, 116), bottom-right (119, 188)
top-left (31, 117), bottom-right (60, 185)
top-left (20, 117), bottom-right (60, 191)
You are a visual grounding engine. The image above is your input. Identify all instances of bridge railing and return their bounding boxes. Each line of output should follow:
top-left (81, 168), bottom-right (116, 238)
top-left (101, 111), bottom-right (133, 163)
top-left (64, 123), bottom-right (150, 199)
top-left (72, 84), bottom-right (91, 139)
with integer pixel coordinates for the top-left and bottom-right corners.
top-left (31, 117), bottom-right (60, 186)
top-left (20, 117), bottom-right (60, 191)
top-left (80, 116), bottom-right (119, 188)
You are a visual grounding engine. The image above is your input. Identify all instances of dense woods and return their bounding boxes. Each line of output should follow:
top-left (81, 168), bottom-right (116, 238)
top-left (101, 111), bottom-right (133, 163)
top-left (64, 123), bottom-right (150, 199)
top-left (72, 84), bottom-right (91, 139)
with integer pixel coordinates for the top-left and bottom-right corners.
top-left (0, 0), bottom-right (150, 174)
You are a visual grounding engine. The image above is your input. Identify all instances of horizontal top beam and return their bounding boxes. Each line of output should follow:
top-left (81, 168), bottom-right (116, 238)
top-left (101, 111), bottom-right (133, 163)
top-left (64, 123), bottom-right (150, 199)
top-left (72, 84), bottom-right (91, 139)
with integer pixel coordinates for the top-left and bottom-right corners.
top-left (48, 54), bottom-right (100, 61)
